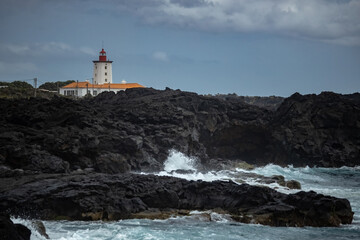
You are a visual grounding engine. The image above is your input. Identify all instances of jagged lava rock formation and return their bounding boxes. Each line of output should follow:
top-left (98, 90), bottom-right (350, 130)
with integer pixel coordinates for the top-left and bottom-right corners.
top-left (0, 88), bottom-right (358, 229)
top-left (272, 92), bottom-right (360, 167)
top-left (0, 173), bottom-right (353, 227)
top-left (0, 88), bottom-right (359, 174)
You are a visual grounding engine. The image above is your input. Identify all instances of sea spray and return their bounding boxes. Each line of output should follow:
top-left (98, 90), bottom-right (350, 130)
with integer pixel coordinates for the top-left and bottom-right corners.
top-left (12, 150), bottom-right (360, 239)
top-left (163, 150), bottom-right (197, 172)
top-left (250, 163), bottom-right (360, 225)
top-left (11, 218), bottom-right (49, 240)
top-left (157, 150), bottom-right (360, 225)
top-left (13, 213), bottom-right (360, 240)
top-left (156, 150), bottom-right (299, 190)
top-left (157, 150), bottom-right (231, 182)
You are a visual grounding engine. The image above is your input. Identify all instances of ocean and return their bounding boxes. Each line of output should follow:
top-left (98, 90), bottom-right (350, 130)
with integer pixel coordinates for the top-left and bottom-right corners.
top-left (12, 150), bottom-right (360, 240)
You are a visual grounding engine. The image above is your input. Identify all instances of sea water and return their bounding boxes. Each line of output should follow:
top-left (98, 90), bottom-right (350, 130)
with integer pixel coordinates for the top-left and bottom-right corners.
top-left (12, 150), bottom-right (360, 240)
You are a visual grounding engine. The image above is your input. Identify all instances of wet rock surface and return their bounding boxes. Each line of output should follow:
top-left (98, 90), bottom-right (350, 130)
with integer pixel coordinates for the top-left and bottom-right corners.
top-left (0, 173), bottom-right (353, 227)
top-left (31, 221), bottom-right (49, 239)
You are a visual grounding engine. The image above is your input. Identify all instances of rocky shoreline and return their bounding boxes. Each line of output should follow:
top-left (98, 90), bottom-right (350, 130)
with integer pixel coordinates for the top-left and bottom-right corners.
top-left (0, 88), bottom-right (359, 237)
top-left (1, 88), bottom-right (359, 175)
top-left (0, 172), bottom-right (354, 227)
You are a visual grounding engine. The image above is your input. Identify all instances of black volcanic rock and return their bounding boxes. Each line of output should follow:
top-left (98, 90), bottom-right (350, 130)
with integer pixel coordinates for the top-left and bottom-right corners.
top-left (0, 90), bottom-right (358, 228)
top-left (0, 89), bottom-right (359, 175)
top-left (0, 173), bottom-right (353, 227)
top-left (0, 214), bottom-right (31, 240)
top-left (271, 92), bottom-right (360, 167)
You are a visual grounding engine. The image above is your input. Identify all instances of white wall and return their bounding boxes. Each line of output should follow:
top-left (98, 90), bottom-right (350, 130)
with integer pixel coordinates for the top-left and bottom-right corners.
top-left (93, 62), bottom-right (112, 85)
top-left (60, 87), bottom-right (125, 97)
top-left (59, 88), bottom-right (65, 95)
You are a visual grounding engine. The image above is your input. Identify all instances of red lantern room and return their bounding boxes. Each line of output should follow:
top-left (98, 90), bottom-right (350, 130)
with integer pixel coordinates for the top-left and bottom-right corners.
top-left (99, 48), bottom-right (107, 61)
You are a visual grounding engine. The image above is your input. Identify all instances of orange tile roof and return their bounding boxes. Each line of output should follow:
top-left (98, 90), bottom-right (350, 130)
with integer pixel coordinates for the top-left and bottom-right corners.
top-left (62, 82), bottom-right (145, 89)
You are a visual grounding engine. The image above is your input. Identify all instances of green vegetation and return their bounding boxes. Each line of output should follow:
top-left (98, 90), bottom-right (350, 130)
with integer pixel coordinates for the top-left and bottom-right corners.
top-left (0, 80), bottom-right (73, 99)
top-left (0, 81), bottom-right (34, 98)
top-left (39, 80), bottom-right (75, 91)
top-left (0, 81), bottom-right (33, 89)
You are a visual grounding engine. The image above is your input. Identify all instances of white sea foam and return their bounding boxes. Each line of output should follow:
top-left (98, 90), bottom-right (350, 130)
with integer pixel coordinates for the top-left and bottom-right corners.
top-left (14, 214), bottom-right (360, 240)
top-left (156, 150), bottom-right (302, 192)
top-left (10, 150), bottom-right (360, 239)
top-left (156, 150), bottom-right (360, 214)
top-left (157, 150), bottom-right (230, 182)
top-left (11, 218), bottom-right (49, 240)
top-left (163, 149), bottom-right (197, 172)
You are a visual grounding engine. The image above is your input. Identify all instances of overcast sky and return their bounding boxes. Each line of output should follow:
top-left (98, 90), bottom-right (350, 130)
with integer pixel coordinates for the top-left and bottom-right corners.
top-left (0, 0), bottom-right (359, 96)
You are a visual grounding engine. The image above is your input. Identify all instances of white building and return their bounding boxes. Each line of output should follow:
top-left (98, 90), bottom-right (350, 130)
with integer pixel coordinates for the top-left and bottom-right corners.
top-left (60, 48), bottom-right (144, 97)
top-left (59, 81), bottom-right (145, 97)
top-left (93, 48), bottom-right (113, 85)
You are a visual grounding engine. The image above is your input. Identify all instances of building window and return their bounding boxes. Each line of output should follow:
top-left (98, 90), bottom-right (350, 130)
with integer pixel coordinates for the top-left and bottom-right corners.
top-left (105, 79), bottom-right (107, 82)
top-left (93, 90), bottom-right (97, 96)
top-left (105, 72), bottom-right (107, 76)
top-left (105, 66), bottom-right (107, 70)
top-left (66, 90), bottom-right (75, 96)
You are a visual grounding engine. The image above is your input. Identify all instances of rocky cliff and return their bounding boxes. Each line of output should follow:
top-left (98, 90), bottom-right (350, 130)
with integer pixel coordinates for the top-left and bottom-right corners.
top-left (272, 92), bottom-right (360, 167)
top-left (0, 88), bottom-right (358, 229)
top-left (1, 88), bottom-right (359, 175)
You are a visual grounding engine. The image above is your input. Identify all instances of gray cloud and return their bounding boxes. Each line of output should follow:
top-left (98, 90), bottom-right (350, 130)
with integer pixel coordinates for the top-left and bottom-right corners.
top-left (1, 42), bottom-right (95, 56)
top-left (111, 0), bottom-right (360, 46)
top-left (1, 0), bottom-right (359, 46)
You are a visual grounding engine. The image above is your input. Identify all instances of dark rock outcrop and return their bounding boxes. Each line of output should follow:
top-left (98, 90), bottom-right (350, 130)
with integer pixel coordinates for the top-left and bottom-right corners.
top-left (0, 214), bottom-right (31, 240)
top-left (212, 94), bottom-right (284, 111)
top-left (31, 221), bottom-right (49, 239)
top-left (0, 89), bottom-right (357, 229)
top-left (1, 89), bottom-right (358, 174)
top-left (271, 92), bottom-right (360, 167)
top-left (286, 180), bottom-right (301, 189)
top-left (0, 173), bottom-right (353, 227)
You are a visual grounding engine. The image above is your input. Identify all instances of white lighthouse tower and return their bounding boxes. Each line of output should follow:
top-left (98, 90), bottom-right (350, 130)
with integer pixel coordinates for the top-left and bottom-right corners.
top-left (93, 48), bottom-right (113, 85)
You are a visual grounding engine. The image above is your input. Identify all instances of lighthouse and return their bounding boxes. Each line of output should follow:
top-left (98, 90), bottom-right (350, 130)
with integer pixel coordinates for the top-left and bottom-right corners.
top-left (93, 48), bottom-right (113, 85)
top-left (60, 47), bottom-right (145, 97)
